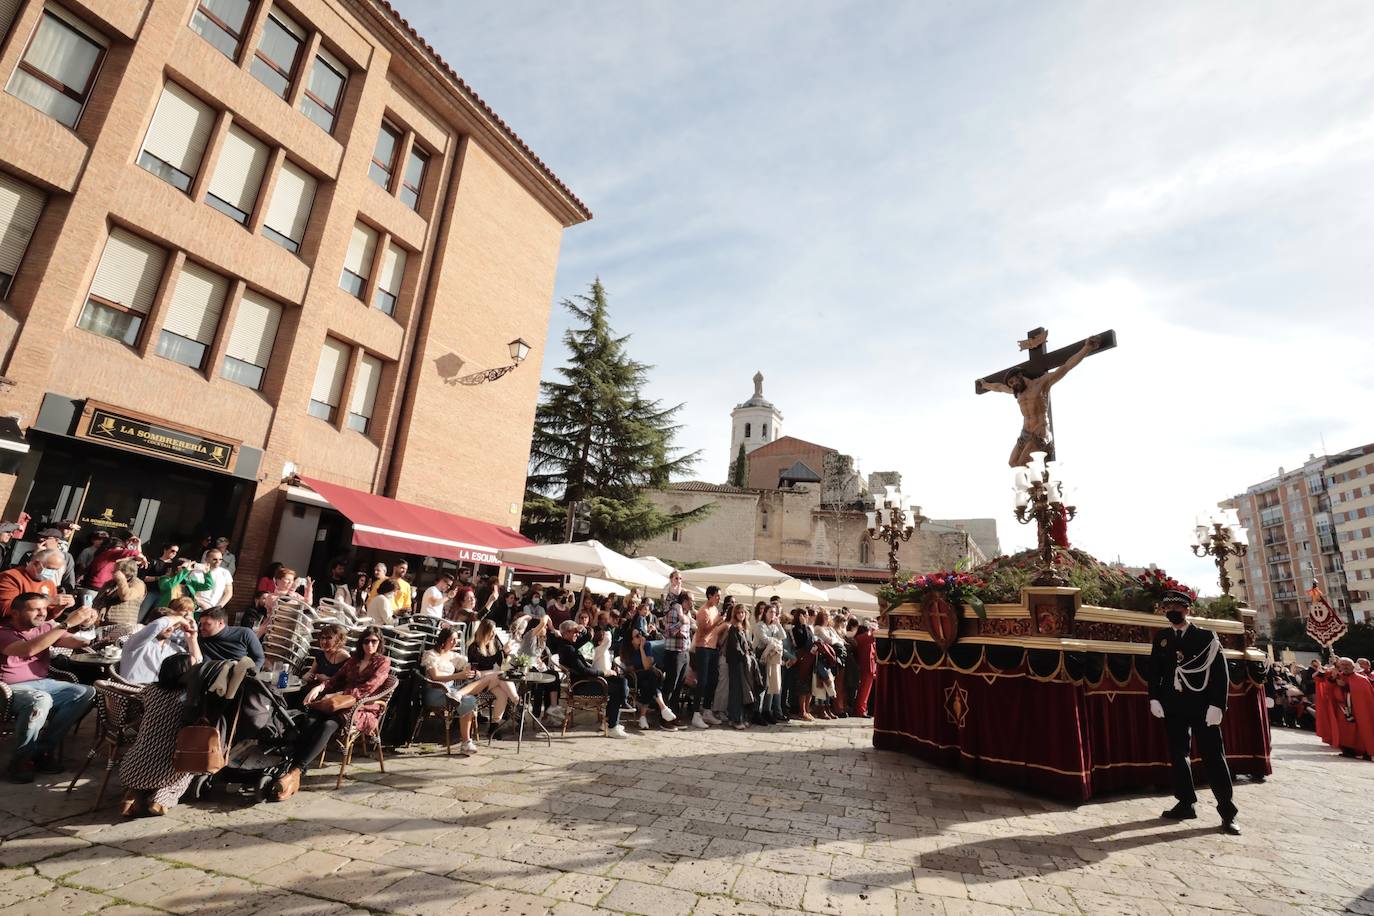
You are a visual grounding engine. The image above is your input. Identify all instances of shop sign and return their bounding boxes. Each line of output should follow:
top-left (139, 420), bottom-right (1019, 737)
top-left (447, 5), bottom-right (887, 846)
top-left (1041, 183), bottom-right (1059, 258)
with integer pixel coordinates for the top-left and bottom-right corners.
top-left (458, 548), bottom-right (499, 565)
top-left (79, 402), bottom-right (239, 472)
top-left (80, 506), bottom-right (133, 531)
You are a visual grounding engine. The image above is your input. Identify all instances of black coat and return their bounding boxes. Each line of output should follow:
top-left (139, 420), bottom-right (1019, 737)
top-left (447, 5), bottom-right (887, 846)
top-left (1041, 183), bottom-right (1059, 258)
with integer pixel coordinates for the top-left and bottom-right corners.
top-left (1148, 624), bottom-right (1229, 716)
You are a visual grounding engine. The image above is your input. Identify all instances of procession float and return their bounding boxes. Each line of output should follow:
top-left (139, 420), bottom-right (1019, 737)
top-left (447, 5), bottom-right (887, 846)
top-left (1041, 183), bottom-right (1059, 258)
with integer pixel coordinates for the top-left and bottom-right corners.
top-left (868, 327), bottom-right (1271, 801)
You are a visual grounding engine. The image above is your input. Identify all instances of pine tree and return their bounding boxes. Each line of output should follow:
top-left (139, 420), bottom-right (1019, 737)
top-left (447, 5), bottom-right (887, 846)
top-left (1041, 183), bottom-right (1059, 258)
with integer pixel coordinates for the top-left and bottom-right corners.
top-left (522, 280), bottom-right (709, 550)
top-left (728, 443), bottom-right (748, 488)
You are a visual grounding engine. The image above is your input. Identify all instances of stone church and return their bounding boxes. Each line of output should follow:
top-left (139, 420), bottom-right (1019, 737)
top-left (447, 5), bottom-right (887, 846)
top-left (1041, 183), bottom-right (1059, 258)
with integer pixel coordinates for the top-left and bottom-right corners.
top-left (637, 374), bottom-right (999, 585)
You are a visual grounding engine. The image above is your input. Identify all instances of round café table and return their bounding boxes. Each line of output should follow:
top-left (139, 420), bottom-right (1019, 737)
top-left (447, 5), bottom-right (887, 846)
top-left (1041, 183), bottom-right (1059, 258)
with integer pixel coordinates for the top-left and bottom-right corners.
top-left (491, 671), bottom-right (556, 752)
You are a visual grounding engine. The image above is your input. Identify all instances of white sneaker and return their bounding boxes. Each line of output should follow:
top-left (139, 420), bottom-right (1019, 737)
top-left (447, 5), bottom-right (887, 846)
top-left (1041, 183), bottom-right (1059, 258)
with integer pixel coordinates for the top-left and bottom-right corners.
top-left (607, 725), bottom-right (628, 739)
top-left (637, 715), bottom-right (650, 730)
top-left (703, 710), bottom-right (722, 726)
top-left (459, 739), bottom-right (478, 755)
top-left (661, 707), bottom-right (677, 723)
top-left (691, 713), bottom-right (709, 729)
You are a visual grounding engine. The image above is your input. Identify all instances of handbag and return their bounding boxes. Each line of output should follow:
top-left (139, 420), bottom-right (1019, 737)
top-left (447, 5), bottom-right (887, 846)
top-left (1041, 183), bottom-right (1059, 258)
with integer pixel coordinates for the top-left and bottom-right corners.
top-left (173, 720), bottom-right (227, 774)
top-left (309, 693), bottom-right (357, 714)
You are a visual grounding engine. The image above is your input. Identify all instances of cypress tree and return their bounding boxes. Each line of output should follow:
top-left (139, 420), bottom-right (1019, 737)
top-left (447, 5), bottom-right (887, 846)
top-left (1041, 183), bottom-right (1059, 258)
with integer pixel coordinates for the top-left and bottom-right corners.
top-left (522, 280), bottom-right (708, 549)
top-left (728, 443), bottom-right (748, 488)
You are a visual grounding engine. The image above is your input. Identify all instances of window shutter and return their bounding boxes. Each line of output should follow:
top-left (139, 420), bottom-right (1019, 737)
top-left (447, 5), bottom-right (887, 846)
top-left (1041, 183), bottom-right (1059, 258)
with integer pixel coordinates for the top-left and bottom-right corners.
top-left (225, 288), bottom-right (280, 367)
top-left (90, 229), bottom-right (166, 314)
top-left (163, 261), bottom-right (228, 344)
top-left (349, 353), bottom-right (381, 418)
top-left (377, 242), bottom-right (405, 296)
top-left (0, 172), bottom-right (45, 277)
top-left (263, 159), bottom-right (315, 244)
top-left (0, 0), bottom-right (21, 41)
top-left (208, 125), bottom-right (269, 214)
top-left (311, 338), bottom-right (348, 406)
top-left (343, 222), bottom-right (376, 277)
top-left (142, 83), bottom-right (215, 177)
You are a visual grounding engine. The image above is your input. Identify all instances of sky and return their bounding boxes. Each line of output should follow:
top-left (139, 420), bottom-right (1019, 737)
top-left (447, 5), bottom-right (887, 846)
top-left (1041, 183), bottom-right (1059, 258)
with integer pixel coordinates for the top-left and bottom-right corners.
top-left (396, 1), bottom-right (1374, 592)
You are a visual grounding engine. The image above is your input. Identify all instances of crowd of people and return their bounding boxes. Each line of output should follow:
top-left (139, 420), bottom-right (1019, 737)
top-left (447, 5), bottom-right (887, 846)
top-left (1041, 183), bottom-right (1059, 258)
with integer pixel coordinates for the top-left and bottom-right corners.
top-left (1267, 657), bottom-right (1374, 760)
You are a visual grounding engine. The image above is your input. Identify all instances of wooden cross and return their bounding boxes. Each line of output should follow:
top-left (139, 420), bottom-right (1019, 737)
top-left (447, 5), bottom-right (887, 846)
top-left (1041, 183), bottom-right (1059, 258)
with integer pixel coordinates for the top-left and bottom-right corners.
top-left (974, 327), bottom-right (1116, 465)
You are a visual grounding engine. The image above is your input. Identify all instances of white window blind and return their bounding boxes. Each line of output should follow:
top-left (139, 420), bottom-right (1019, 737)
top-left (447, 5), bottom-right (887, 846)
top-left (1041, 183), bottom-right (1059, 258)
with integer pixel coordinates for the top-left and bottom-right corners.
top-left (163, 261), bottom-right (228, 344)
top-left (343, 222), bottom-right (376, 278)
top-left (0, 172), bottom-right (45, 281)
top-left (263, 159), bottom-right (315, 248)
top-left (90, 229), bottom-right (165, 314)
top-left (6, 9), bottom-right (104, 127)
top-left (225, 289), bottom-right (281, 367)
top-left (349, 353), bottom-right (381, 419)
top-left (0, 0), bottom-right (22, 40)
top-left (311, 338), bottom-right (349, 407)
top-left (141, 83), bottom-right (215, 180)
top-left (377, 243), bottom-right (405, 296)
top-left (207, 125), bottom-right (269, 217)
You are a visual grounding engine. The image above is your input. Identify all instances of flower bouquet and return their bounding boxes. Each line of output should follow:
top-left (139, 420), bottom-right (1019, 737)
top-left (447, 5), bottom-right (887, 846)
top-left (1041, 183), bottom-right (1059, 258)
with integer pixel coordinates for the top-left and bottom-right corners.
top-left (881, 569), bottom-right (988, 619)
top-left (1131, 568), bottom-right (1197, 609)
top-left (507, 653), bottom-right (534, 677)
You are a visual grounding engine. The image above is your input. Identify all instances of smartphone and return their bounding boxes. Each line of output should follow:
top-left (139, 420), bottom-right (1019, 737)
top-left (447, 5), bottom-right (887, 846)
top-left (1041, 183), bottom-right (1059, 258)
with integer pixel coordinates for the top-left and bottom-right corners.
top-left (82, 592), bottom-right (94, 608)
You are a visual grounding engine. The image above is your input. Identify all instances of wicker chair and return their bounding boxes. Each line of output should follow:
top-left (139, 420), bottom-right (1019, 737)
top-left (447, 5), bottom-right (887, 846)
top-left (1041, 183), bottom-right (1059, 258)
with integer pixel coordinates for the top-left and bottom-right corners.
top-left (319, 674), bottom-right (399, 788)
top-left (0, 668), bottom-right (82, 764)
top-left (409, 676), bottom-right (457, 754)
top-left (65, 679), bottom-right (145, 810)
top-left (555, 659), bottom-right (609, 736)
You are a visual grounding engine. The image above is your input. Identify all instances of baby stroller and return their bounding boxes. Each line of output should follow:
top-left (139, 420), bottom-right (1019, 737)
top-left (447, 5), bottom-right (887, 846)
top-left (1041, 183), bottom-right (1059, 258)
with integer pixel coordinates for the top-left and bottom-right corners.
top-left (186, 669), bottom-right (300, 804)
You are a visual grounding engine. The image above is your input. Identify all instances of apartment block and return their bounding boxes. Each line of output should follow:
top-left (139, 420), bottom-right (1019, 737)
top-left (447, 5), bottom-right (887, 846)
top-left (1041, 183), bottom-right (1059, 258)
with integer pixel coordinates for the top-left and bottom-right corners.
top-left (0, 0), bottom-right (589, 597)
top-left (1225, 444), bottom-right (1374, 631)
top-left (1327, 449), bottom-right (1374, 623)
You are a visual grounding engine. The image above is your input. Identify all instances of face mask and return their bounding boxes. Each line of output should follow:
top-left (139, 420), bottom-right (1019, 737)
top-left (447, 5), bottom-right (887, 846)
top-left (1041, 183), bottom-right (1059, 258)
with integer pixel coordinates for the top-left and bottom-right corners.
top-left (39, 568), bottom-right (62, 584)
top-left (1164, 609), bottom-right (1186, 625)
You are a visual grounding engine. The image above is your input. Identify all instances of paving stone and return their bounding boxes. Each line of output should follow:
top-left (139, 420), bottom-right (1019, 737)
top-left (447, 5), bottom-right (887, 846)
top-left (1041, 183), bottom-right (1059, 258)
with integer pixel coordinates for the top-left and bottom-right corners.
top-left (599, 877), bottom-right (698, 916)
top-left (0, 885), bottom-right (112, 916)
top-left (0, 870), bottom-right (52, 908)
top-left (662, 857), bottom-right (740, 894)
top-left (801, 876), bottom-right (898, 915)
top-left (0, 828), bottom-right (90, 868)
top-left (545, 871), bottom-right (617, 906)
top-left (731, 864), bottom-right (807, 909)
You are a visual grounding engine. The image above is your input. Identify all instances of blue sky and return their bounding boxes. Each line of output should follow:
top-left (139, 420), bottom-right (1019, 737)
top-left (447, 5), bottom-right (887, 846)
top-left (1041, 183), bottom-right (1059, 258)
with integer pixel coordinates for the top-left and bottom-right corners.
top-left (396, 1), bottom-right (1374, 590)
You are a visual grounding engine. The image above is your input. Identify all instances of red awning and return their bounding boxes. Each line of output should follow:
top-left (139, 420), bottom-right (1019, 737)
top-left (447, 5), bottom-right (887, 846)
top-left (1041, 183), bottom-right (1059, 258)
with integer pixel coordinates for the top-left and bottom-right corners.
top-left (298, 476), bottom-right (532, 565)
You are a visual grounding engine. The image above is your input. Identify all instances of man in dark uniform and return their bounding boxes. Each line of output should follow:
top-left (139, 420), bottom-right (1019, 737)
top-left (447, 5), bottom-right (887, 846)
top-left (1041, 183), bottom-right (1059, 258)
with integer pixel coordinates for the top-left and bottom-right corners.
top-left (1148, 589), bottom-right (1239, 835)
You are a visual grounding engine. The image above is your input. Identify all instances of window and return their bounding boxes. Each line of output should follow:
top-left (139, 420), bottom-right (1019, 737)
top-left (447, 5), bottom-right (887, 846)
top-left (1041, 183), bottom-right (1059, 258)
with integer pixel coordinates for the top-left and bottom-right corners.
top-left (399, 144), bottom-right (427, 209)
top-left (373, 242), bottom-right (404, 316)
top-left (346, 353), bottom-right (381, 433)
top-left (78, 229), bottom-right (166, 345)
top-left (6, 9), bottom-right (105, 128)
top-left (369, 121), bottom-right (401, 190)
top-left (299, 47), bottom-right (345, 133)
top-left (206, 124), bottom-right (269, 224)
top-left (222, 288), bottom-right (280, 389)
top-left (859, 540), bottom-right (870, 565)
top-left (190, 0), bottom-right (253, 60)
top-left (138, 83), bottom-right (216, 192)
top-left (308, 337), bottom-right (348, 421)
top-left (0, 172), bottom-right (45, 298)
top-left (744, 422), bottom-right (751, 438)
top-left (262, 159), bottom-right (315, 253)
top-left (249, 7), bottom-right (304, 99)
top-left (157, 261), bottom-right (228, 369)
top-left (339, 221), bottom-right (376, 299)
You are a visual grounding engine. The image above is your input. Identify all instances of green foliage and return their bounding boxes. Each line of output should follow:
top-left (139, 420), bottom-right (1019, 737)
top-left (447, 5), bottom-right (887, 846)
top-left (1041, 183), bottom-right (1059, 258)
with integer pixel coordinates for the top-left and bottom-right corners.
top-left (1195, 594), bottom-right (1243, 620)
top-left (728, 443), bottom-right (748, 488)
top-left (1263, 613), bottom-right (1319, 652)
top-left (1335, 623), bottom-right (1374, 661)
top-left (521, 280), bottom-right (707, 550)
top-left (971, 548), bottom-right (1150, 610)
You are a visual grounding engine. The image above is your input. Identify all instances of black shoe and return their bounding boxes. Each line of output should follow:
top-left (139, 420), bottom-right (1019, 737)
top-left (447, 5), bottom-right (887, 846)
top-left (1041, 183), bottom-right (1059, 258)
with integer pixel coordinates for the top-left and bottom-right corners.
top-left (1161, 803), bottom-right (1196, 821)
top-left (33, 753), bottom-right (63, 775)
top-left (1220, 819), bottom-right (1241, 836)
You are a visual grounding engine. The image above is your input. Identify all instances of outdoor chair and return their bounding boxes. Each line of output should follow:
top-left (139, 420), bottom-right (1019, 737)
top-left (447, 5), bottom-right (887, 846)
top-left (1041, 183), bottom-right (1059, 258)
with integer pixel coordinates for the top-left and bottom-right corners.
top-left (66, 679), bottom-right (145, 810)
top-left (409, 676), bottom-right (457, 754)
top-left (319, 674), bottom-right (399, 788)
top-left (554, 660), bottom-right (609, 735)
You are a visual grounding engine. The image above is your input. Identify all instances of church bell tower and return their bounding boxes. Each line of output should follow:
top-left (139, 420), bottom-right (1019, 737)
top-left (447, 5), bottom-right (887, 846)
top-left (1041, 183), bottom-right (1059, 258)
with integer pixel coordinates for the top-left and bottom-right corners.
top-left (729, 372), bottom-right (784, 466)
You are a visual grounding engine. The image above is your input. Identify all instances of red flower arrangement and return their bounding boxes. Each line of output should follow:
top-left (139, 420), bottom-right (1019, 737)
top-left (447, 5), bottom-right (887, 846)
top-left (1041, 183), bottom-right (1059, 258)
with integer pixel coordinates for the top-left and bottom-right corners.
top-left (1133, 568), bottom-right (1197, 605)
top-left (883, 569), bottom-right (988, 618)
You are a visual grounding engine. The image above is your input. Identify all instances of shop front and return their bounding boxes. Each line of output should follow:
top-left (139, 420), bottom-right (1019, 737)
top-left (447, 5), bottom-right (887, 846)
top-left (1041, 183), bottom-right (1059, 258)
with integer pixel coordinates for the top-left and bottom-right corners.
top-left (10, 394), bottom-right (261, 556)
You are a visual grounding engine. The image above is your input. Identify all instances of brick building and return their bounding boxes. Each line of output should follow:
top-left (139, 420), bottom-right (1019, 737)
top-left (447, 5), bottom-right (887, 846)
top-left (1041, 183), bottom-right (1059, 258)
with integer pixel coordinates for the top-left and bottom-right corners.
top-left (1326, 449), bottom-right (1374, 622)
top-left (0, 0), bottom-right (589, 596)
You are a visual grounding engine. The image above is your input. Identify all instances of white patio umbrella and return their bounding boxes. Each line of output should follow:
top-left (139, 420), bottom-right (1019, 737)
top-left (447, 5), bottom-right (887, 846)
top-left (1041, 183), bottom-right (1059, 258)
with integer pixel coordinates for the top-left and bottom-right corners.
top-left (724, 578), bottom-right (827, 605)
top-left (819, 584), bottom-right (880, 613)
top-left (634, 556), bottom-right (677, 578)
top-left (498, 540), bottom-right (668, 590)
top-left (568, 576), bottom-right (631, 597)
top-left (679, 560), bottom-right (792, 590)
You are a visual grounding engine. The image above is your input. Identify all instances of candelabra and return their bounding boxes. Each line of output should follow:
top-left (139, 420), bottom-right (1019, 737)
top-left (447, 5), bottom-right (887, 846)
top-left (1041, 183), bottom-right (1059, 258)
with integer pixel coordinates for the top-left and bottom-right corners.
top-left (865, 486), bottom-right (925, 585)
top-left (1012, 451), bottom-right (1077, 586)
top-left (1191, 509), bottom-right (1248, 596)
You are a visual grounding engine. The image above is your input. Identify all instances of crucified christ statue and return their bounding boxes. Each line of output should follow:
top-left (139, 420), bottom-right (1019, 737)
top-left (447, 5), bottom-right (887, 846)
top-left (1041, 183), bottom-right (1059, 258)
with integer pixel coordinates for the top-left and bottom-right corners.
top-left (975, 328), bottom-right (1115, 467)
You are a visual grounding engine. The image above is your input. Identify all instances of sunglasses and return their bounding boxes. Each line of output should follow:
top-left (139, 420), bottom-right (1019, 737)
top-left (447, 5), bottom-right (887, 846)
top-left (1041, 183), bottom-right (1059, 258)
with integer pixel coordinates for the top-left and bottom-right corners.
top-left (362, 638), bottom-right (381, 644)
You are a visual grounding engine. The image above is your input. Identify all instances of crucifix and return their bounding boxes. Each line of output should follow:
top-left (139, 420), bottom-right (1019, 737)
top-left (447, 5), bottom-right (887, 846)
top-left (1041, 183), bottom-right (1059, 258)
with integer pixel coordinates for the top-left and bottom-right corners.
top-left (975, 327), bottom-right (1116, 467)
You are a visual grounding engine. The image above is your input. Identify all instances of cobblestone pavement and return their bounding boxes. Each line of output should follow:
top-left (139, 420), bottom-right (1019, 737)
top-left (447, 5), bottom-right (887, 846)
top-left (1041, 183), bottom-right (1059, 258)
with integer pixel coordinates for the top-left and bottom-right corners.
top-left (1, 718), bottom-right (1371, 915)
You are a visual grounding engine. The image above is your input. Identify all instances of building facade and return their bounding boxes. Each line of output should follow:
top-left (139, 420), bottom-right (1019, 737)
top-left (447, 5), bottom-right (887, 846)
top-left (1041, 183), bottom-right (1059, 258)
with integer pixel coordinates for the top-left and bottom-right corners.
top-left (728, 371), bottom-right (782, 464)
top-left (1224, 444), bottom-right (1374, 631)
top-left (1326, 450), bottom-right (1374, 622)
top-left (642, 480), bottom-right (993, 587)
top-left (0, 0), bottom-right (588, 596)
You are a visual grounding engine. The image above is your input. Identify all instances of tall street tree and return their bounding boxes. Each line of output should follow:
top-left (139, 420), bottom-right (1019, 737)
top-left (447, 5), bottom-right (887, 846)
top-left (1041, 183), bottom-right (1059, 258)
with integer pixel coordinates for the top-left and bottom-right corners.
top-left (522, 279), bottom-right (708, 550)
top-left (728, 443), bottom-right (748, 488)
